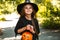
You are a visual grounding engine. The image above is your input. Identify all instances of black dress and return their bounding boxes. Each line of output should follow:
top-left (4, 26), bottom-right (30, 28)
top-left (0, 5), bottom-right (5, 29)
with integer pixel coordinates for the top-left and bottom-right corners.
top-left (14, 16), bottom-right (40, 40)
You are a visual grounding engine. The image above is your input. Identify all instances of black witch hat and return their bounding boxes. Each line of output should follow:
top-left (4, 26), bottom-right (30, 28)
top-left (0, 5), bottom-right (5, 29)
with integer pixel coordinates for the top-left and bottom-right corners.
top-left (17, 0), bottom-right (38, 15)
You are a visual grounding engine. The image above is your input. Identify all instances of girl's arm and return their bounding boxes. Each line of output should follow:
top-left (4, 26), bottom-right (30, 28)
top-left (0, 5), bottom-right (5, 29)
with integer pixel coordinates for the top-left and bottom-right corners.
top-left (17, 24), bottom-right (32, 33)
top-left (35, 19), bottom-right (40, 35)
top-left (17, 27), bottom-right (26, 33)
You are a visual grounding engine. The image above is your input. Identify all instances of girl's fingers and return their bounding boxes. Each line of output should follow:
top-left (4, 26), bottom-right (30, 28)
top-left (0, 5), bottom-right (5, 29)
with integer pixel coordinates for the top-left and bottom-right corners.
top-left (26, 26), bottom-right (30, 30)
top-left (26, 25), bottom-right (34, 32)
top-left (30, 29), bottom-right (35, 33)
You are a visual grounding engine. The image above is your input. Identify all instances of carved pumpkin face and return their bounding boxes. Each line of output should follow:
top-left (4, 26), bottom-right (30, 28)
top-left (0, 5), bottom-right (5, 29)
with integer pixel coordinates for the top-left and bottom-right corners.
top-left (22, 32), bottom-right (33, 40)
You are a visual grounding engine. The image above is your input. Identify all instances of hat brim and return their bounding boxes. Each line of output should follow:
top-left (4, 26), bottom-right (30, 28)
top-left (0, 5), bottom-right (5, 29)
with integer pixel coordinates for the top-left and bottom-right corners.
top-left (17, 3), bottom-right (38, 15)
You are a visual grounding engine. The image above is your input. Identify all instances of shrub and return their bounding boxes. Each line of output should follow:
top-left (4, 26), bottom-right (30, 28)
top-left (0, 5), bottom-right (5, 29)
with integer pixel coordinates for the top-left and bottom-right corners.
top-left (41, 18), bottom-right (60, 29)
top-left (0, 18), bottom-right (6, 21)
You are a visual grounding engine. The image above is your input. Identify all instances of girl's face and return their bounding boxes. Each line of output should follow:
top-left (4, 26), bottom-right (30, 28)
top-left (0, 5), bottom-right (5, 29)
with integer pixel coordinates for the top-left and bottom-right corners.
top-left (23, 4), bottom-right (33, 15)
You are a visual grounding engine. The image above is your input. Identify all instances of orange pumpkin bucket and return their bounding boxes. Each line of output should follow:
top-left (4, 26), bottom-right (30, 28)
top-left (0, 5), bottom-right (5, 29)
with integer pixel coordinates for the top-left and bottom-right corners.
top-left (21, 32), bottom-right (33, 40)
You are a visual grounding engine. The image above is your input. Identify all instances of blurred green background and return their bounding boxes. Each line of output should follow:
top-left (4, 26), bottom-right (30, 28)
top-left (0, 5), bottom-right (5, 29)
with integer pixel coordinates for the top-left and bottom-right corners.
top-left (0, 0), bottom-right (60, 29)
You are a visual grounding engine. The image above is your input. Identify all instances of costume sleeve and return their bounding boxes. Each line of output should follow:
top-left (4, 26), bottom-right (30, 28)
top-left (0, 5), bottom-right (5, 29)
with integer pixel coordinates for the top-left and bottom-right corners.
top-left (35, 19), bottom-right (40, 34)
top-left (14, 17), bottom-right (24, 36)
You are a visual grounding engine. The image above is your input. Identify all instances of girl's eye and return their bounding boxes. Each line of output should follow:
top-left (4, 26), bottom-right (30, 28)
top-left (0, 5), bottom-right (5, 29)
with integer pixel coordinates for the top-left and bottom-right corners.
top-left (25, 7), bottom-right (27, 9)
top-left (24, 7), bottom-right (32, 9)
top-left (29, 7), bottom-right (32, 9)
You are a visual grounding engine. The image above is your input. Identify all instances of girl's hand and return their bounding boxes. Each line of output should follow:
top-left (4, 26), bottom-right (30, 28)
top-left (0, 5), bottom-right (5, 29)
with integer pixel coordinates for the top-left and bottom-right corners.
top-left (26, 24), bottom-right (31, 30)
top-left (26, 24), bottom-right (35, 33)
top-left (29, 25), bottom-right (35, 33)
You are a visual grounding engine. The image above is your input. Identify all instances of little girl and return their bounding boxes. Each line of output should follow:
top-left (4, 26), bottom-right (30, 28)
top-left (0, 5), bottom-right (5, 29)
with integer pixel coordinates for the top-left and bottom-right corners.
top-left (14, 0), bottom-right (40, 40)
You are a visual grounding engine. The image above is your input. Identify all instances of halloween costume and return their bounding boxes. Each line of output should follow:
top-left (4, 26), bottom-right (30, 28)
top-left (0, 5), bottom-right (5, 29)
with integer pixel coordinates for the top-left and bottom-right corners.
top-left (14, 0), bottom-right (40, 40)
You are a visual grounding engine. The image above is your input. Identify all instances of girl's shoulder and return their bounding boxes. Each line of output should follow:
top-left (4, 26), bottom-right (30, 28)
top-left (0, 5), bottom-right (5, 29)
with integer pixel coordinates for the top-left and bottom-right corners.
top-left (33, 18), bottom-right (38, 22)
top-left (19, 16), bottom-right (25, 20)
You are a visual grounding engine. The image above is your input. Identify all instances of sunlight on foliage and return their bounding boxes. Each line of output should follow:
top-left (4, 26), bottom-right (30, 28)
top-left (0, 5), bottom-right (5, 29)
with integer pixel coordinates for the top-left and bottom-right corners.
top-left (30, 0), bottom-right (35, 3)
top-left (39, 6), bottom-right (47, 13)
top-left (0, 0), bottom-right (60, 29)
